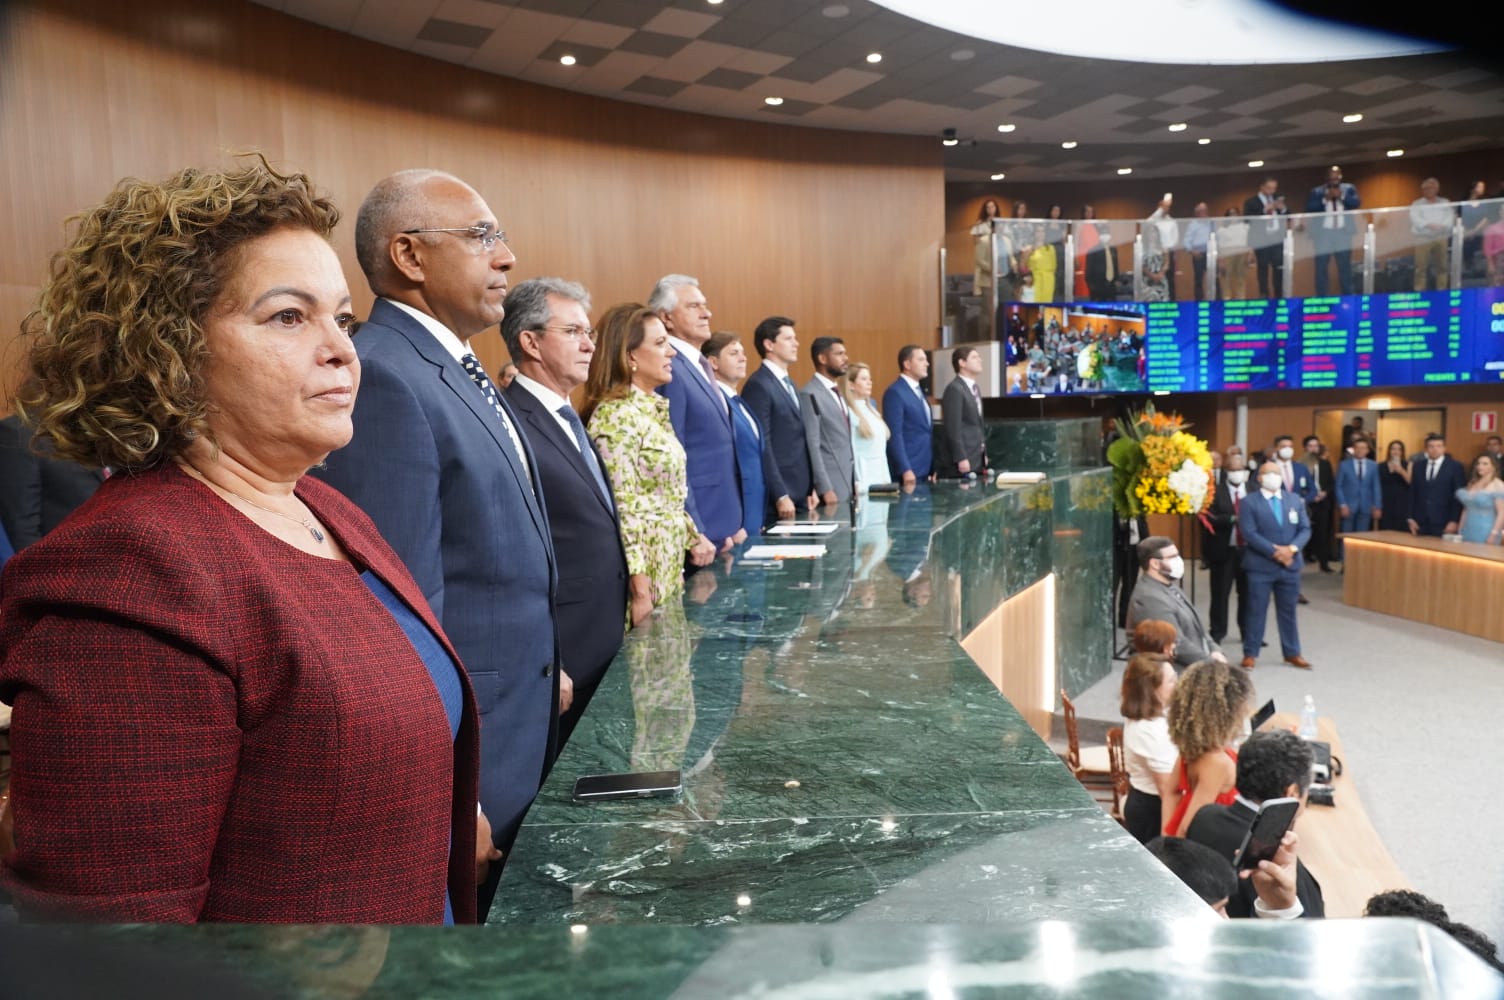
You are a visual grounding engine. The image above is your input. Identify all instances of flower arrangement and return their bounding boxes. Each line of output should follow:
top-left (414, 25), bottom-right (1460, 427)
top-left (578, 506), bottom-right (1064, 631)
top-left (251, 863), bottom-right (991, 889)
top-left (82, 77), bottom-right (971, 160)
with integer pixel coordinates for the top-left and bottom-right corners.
top-left (1076, 342), bottom-right (1105, 383)
top-left (1106, 403), bottom-right (1213, 517)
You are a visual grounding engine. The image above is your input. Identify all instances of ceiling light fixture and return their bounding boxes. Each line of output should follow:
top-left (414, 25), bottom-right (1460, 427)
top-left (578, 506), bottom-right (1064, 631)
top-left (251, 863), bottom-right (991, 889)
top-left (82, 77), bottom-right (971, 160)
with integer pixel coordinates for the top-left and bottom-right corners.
top-left (559, 54), bottom-right (577, 66)
top-left (764, 96), bottom-right (783, 106)
top-left (997, 123), bottom-right (1016, 133)
top-left (942, 127), bottom-right (959, 146)
top-left (1387, 148), bottom-right (1404, 157)
top-left (951, 49), bottom-right (975, 61)
top-left (990, 172), bottom-right (1006, 180)
top-left (821, 4), bottom-right (849, 16)
top-left (866, 52), bottom-right (882, 63)
top-left (1061, 140), bottom-right (1078, 149)
top-left (1197, 137), bottom-right (1212, 145)
top-left (1342, 113), bottom-right (1363, 123)
top-left (1167, 122), bottom-right (1187, 132)
top-left (1117, 167), bottom-right (1133, 175)
top-left (1248, 159), bottom-right (1264, 168)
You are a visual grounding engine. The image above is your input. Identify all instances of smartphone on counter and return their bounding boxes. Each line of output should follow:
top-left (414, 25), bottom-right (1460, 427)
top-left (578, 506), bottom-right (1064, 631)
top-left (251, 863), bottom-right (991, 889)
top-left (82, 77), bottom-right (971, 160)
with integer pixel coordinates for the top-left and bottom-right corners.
top-left (572, 770), bottom-right (682, 803)
top-left (1232, 796), bottom-right (1300, 869)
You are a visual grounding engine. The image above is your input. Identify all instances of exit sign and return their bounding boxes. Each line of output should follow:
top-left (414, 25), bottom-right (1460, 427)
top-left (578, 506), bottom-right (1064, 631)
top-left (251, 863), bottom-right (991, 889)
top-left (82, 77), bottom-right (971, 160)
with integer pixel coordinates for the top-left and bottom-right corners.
top-left (1475, 411), bottom-right (1498, 433)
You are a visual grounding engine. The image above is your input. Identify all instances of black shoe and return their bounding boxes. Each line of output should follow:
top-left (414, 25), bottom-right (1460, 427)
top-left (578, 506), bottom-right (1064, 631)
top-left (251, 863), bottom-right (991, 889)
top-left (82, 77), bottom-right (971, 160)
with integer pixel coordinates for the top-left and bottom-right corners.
top-left (1297, 594), bottom-right (1310, 605)
top-left (1320, 565), bottom-right (1334, 573)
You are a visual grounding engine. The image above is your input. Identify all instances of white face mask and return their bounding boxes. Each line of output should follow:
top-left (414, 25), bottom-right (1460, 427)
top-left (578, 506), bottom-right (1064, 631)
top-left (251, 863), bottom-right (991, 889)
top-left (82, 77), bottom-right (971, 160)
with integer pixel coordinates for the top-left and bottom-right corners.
top-left (1161, 556), bottom-right (1185, 580)
top-left (1227, 469), bottom-right (1249, 486)
top-left (1261, 473), bottom-right (1285, 493)
top-left (1276, 446), bottom-right (1294, 460)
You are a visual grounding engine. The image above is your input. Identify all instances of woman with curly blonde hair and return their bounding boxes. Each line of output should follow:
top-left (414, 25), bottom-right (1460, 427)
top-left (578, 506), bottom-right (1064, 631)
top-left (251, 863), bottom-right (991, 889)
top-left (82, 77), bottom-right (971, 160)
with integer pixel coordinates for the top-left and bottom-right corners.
top-left (0, 160), bottom-right (481, 923)
top-left (1163, 657), bottom-right (1254, 836)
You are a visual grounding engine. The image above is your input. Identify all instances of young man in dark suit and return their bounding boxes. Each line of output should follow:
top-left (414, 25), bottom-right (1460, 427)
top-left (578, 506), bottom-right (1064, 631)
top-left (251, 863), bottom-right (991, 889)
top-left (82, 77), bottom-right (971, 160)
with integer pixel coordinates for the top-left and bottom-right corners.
top-left (1187, 729), bottom-right (1325, 919)
top-left (940, 346), bottom-right (987, 478)
top-left (1242, 176), bottom-right (1289, 298)
top-left (1239, 460), bottom-right (1312, 669)
top-left (501, 278), bottom-right (629, 749)
top-left (882, 344), bottom-right (934, 486)
top-left (1301, 435), bottom-right (1336, 572)
top-left (315, 170), bottom-right (557, 914)
top-left (1407, 432), bottom-right (1466, 536)
top-left (741, 316), bottom-right (815, 521)
top-left (1203, 451), bottom-right (1250, 645)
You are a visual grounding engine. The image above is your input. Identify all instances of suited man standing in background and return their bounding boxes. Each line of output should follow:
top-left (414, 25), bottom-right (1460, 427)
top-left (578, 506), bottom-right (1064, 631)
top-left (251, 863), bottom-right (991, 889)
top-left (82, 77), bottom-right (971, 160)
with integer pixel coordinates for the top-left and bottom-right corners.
top-left (801, 335), bottom-right (855, 507)
top-left (315, 169), bottom-right (557, 914)
top-left (1202, 451), bottom-right (1250, 645)
top-left (705, 330), bottom-right (779, 538)
top-left (741, 316), bottom-right (813, 521)
top-left (649, 275), bottom-right (744, 553)
top-left (1239, 460), bottom-right (1312, 670)
top-left (1407, 432), bottom-right (1466, 536)
top-left (883, 344), bottom-right (934, 486)
top-left (941, 346), bottom-right (987, 478)
top-left (0, 414), bottom-right (106, 550)
top-left (1243, 176), bottom-right (1289, 298)
top-left (1335, 436), bottom-right (1382, 551)
top-left (1301, 435), bottom-right (1335, 573)
top-left (501, 278), bottom-right (628, 747)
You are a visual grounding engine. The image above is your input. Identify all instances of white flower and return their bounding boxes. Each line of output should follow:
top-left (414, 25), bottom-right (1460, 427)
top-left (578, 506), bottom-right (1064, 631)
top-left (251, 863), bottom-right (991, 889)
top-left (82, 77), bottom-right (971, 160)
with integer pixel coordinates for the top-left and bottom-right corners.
top-left (1167, 459), bottom-right (1208, 511)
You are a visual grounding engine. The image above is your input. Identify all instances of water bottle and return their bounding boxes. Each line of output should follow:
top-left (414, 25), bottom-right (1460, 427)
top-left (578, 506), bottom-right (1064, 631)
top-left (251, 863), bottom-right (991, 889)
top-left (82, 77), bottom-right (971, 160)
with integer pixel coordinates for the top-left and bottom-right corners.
top-left (1299, 695), bottom-right (1318, 740)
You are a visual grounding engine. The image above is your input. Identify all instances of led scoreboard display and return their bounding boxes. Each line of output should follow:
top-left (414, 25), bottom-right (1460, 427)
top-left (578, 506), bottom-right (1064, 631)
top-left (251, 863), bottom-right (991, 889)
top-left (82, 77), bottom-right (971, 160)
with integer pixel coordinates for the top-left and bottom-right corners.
top-left (1139, 288), bottom-right (1504, 393)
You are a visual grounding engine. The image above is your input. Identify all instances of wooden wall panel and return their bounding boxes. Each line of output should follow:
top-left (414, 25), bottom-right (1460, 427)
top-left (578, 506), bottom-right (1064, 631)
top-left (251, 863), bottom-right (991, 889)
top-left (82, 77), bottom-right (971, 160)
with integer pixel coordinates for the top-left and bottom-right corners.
top-left (0, 0), bottom-right (943, 409)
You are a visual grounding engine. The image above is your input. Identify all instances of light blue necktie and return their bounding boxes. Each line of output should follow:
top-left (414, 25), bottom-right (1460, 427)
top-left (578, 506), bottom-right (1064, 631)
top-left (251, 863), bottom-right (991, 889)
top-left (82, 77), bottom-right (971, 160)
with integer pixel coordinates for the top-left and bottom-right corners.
top-left (557, 404), bottom-right (614, 514)
top-left (783, 375), bottom-right (799, 405)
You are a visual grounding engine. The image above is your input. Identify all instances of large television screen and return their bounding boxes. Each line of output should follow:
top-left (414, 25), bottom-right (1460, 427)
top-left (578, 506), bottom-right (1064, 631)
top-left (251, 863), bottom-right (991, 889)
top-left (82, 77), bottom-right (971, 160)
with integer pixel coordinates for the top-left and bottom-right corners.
top-left (999, 303), bottom-right (1149, 395)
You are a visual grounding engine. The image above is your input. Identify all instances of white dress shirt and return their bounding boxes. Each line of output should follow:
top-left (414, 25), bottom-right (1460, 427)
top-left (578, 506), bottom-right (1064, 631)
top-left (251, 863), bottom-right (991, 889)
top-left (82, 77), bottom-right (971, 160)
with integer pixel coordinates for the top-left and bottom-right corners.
top-left (511, 372), bottom-right (578, 450)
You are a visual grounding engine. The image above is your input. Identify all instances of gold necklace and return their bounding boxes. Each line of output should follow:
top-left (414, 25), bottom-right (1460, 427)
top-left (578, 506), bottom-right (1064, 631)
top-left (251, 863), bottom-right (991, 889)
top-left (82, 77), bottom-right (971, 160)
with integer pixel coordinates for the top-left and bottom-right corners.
top-left (182, 464), bottom-right (326, 544)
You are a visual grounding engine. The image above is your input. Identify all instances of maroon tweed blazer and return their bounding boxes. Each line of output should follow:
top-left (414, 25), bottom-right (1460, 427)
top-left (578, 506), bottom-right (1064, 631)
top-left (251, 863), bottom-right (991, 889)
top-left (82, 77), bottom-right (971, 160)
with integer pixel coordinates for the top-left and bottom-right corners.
top-left (0, 464), bottom-right (480, 923)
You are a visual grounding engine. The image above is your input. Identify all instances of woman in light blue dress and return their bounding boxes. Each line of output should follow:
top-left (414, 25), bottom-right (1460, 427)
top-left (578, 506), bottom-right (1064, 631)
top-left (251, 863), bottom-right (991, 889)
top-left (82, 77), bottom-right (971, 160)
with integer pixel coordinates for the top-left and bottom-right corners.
top-left (843, 362), bottom-right (891, 492)
top-left (1456, 453), bottom-right (1504, 545)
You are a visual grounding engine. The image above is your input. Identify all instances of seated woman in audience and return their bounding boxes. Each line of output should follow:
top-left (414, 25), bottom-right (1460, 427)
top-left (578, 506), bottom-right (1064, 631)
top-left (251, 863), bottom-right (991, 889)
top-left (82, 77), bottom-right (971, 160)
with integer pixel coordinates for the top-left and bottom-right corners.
top-left (0, 161), bottom-right (481, 923)
top-left (1131, 618), bottom-right (1178, 658)
top-left (1456, 453), bottom-right (1504, 545)
top-left (1164, 658), bottom-right (1254, 836)
top-left (843, 361), bottom-right (891, 491)
top-left (1378, 439), bottom-right (1412, 532)
top-left (1120, 652), bottom-right (1180, 844)
top-left (583, 304), bottom-right (714, 625)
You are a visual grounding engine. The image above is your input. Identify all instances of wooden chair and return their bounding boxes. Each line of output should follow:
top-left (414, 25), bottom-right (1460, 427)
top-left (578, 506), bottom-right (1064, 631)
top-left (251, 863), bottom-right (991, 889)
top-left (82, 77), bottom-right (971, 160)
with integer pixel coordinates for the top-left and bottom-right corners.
top-left (1060, 688), bottom-right (1112, 784)
top-left (1106, 726), bottom-right (1130, 826)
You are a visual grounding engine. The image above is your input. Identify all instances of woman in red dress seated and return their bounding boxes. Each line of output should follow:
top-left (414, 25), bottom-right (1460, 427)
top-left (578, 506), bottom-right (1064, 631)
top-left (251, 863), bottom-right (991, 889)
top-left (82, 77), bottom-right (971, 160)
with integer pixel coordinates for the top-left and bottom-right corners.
top-left (1164, 658), bottom-right (1254, 836)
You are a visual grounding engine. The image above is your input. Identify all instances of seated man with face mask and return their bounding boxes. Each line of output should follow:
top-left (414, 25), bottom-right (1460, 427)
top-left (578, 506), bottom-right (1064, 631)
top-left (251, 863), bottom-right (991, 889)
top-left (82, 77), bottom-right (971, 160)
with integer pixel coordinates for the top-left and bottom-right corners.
top-left (1127, 535), bottom-right (1226, 669)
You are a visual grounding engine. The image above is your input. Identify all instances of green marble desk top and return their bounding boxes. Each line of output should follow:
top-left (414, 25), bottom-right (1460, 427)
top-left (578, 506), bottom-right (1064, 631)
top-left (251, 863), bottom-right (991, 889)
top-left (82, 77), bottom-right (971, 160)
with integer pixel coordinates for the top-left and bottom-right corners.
top-left (492, 481), bottom-right (1197, 927)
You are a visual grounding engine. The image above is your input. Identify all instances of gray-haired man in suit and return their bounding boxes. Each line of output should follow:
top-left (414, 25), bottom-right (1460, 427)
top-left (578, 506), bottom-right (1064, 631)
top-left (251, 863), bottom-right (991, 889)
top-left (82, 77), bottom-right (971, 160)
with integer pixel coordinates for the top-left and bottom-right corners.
top-left (800, 335), bottom-right (854, 507)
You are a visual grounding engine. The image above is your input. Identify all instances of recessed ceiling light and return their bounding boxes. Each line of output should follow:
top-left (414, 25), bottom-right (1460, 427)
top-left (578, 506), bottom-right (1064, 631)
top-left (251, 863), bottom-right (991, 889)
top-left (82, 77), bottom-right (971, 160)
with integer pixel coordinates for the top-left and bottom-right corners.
top-left (996, 123), bottom-right (1016, 133)
top-left (942, 128), bottom-right (958, 146)
top-left (1117, 167), bottom-right (1133, 175)
top-left (1061, 140), bottom-right (1078, 149)
top-left (1387, 148), bottom-right (1404, 157)
top-left (1167, 123), bottom-right (1187, 132)
top-left (990, 172), bottom-right (1006, 180)
top-left (942, 137), bottom-right (959, 147)
top-left (865, 52), bottom-right (882, 63)
top-left (764, 96), bottom-right (783, 106)
top-left (1248, 159), bottom-right (1264, 168)
top-left (1342, 113), bottom-right (1363, 123)
top-left (707, 0), bottom-right (724, 4)
top-left (821, 3), bottom-right (849, 16)
top-left (1197, 137), bottom-right (1212, 145)
top-left (951, 49), bottom-right (975, 61)
top-left (559, 54), bottom-right (577, 66)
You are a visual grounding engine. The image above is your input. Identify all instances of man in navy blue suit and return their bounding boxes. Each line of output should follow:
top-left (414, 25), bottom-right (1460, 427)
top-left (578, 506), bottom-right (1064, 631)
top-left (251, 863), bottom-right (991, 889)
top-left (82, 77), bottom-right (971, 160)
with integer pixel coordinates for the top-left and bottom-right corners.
top-left (500, 277), bottom-right (628, 748)
top-left (1407, 432), bottom-right (1465, 537)
top-left (741, 316), bottom-right (815, 522)
top-left (882, 344), bottom-right (934, 486)
top-left (704, 331), bottom-right (781, 537)
top-left (314, 170), bottom-right (557, 913)
top-left (1335, 436), bottom-right (1382, 553)
top-left (1238, 461), bottom-right (1312, 670)
top-left (648, 275), bottom-right (743, 554)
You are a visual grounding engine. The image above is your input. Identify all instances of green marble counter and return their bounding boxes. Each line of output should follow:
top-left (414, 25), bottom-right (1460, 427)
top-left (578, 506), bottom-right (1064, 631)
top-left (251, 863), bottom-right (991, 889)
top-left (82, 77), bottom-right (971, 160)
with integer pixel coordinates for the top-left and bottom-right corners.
top-left (492, 479), bottom-right (1179, 927)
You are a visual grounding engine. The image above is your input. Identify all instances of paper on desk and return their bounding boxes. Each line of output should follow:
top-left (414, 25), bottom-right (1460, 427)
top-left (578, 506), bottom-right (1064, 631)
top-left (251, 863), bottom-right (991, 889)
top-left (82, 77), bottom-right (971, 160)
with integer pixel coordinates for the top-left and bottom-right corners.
top-left (742, 544), bottom-right (827, 560)
top-left (764, 522), bottom-right (840, 536)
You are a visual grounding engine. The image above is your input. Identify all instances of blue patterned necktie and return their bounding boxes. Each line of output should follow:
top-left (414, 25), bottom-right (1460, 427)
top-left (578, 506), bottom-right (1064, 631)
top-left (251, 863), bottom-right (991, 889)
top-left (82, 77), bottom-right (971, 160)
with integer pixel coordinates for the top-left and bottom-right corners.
top-left (458, 353), bottom-right (532, 487)
top-left (557, 404), bottom-right (614, 514)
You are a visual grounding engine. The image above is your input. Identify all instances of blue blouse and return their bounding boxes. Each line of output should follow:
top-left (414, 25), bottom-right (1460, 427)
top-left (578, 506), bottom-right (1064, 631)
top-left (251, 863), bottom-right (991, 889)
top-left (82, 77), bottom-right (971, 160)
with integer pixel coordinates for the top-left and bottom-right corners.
top-left (360, 570), bottom-right (463, 923)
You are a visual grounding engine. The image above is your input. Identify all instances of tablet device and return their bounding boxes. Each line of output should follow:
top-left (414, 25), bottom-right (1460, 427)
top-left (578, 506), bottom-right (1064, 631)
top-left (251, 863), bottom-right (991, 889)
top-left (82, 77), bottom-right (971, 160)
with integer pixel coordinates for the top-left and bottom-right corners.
top-left (572, 770), bottom-right (682, 803)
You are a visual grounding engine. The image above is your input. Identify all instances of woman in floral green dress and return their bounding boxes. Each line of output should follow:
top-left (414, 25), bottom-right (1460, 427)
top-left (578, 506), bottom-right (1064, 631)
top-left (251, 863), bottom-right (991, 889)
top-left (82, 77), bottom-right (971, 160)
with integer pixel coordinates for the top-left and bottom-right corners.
top-left (582, 304), bottom-right (715, 626)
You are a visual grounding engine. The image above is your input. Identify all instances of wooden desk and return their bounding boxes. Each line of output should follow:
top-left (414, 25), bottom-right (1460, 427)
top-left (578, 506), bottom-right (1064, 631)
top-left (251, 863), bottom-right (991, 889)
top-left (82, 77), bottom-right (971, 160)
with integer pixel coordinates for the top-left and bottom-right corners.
top-left (1343, 531), bottom-right (1504, 644)
top-left (1264, 713), bottom-right (1410, 918)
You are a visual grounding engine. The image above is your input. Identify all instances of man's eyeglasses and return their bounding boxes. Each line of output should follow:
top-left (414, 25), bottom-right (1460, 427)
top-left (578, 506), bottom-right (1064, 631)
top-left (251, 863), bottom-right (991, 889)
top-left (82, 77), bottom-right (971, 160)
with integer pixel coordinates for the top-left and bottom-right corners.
top-left (535, 325), bottom-right (597, 344)
top-left (401, 225), bottom-right (508, 252)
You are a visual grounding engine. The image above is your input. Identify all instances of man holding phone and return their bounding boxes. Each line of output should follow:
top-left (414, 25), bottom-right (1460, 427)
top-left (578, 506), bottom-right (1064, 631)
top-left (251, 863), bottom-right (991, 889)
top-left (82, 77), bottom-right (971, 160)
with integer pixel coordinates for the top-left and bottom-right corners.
top-left (1243, 177), bottom-right (1289, 298)
top-left (1187, 729), bottom-right (1325, 918)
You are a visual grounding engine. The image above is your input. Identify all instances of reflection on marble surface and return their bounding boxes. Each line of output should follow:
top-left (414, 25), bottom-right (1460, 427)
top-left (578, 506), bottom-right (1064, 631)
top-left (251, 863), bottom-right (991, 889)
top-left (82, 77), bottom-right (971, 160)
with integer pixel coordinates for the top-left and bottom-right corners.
top-left (96, 918), bottom-right (1504, 999)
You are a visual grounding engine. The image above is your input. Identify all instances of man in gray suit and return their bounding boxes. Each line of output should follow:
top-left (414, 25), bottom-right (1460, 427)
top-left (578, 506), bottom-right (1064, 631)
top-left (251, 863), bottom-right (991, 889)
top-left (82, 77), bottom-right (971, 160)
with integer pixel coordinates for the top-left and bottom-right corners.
top-left (1126, 535), bottom-right (1225, 669)
top-left (800, 335), bottom-right (854, 506)
top-left (940, 346), bottom-right (987, 478)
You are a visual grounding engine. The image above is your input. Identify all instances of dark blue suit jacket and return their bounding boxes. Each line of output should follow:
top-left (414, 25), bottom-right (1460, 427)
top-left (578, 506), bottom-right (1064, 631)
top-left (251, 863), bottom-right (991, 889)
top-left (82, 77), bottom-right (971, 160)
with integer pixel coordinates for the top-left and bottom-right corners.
top-left (504, 379), bottom-right (627, 741)
top-left (657, 346), bottom-right (741, 543)
top-left (1238, 488), bottom-right (1311, 579)
top-left (314, 299), bottom-right (559, 845)
top-left (1408, 455), bottom-right (1465, 535)
top-left (1335, 456), bottom-right (1381, 514)
top-left (881, 377), bottom-right (933, 481)
top-left (726, 390), bottom-right (776, 536)
top-left (741, 364), bottom-right (813, 507)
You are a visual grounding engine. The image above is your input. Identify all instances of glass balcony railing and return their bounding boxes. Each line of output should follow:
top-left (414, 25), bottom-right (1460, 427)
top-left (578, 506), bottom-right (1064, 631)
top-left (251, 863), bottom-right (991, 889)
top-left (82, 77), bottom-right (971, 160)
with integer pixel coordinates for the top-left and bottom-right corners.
top-left (943, 197), bottom-right (1504, 343)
